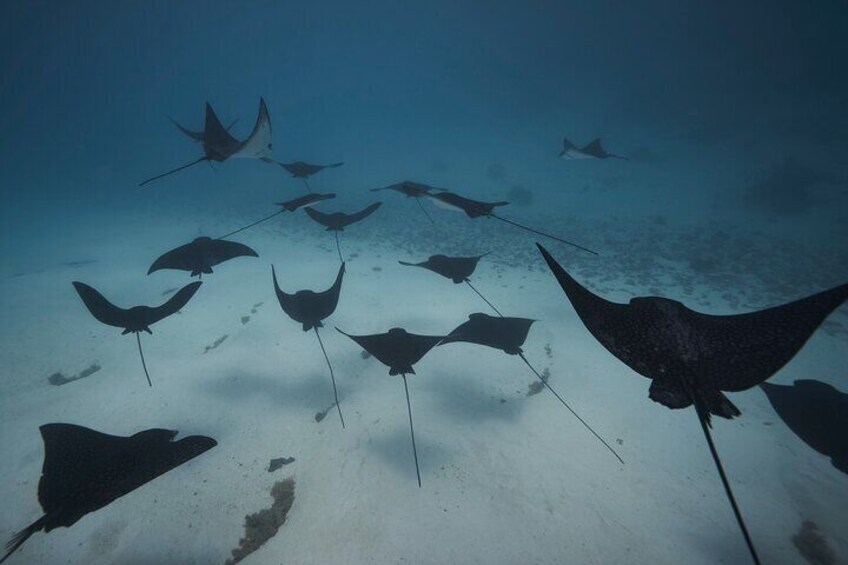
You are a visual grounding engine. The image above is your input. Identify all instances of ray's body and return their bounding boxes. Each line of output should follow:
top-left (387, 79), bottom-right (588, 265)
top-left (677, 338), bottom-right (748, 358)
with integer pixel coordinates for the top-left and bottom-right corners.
top-left (439, 313), bottom-right (623, 464)
top-left (1, 424), bottom-right (216, 563)
top-left (72, 281), bottom-right (202, 386)
top-left (559, 137), bottom-right (627, 160)
top-left (304, 202), bottom-right (382, 262)
top-left (336, 327), bottom-right (444, 486)
top-left (140, 98), bottom-right (273, 186)
top-left (427, 190), bottom-right (597, 254)
top-left (148, 237), bottom-right (257, 278)
top-left (277, 161), bottom-right (343, 192)
top-left (273, 263), bottom-right (347, 428)
top-left (372, 181), bottom-right (441, 223)
top-left (537, 243), bottom-right (848, 565)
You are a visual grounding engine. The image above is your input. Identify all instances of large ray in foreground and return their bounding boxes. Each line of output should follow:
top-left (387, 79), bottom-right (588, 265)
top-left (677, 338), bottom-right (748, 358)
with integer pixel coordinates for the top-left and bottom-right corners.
top-left (537, 243), bottom-right (848, 565)
top-left (140, 98), bottom-right (273, 186)
top-left (1, 424), bottom-right (216, 564)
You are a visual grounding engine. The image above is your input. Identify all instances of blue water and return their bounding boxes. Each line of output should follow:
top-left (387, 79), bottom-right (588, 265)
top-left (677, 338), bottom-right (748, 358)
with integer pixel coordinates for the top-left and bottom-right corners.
top-left (1, 2), bottom-right (846, 564)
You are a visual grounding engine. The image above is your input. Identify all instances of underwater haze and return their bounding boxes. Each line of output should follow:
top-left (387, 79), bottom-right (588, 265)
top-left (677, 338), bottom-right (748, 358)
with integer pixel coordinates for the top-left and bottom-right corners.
top-left (1, 1), bottom-right (847, 564)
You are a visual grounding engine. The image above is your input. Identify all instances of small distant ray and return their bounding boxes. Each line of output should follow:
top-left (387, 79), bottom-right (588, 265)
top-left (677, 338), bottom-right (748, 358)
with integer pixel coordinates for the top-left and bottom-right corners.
top-left (537, 243), bottom-right (848, 565)
top-left (371, 181), bottom-right (441, 224)
top-left (426, 190), bottom-right (597, 255)
top-left (276, 161), bottom-right (343, 193)
top-left (304, 202), bottom-right (382, 263)
top-left (439, 313), bottom-right (623, 464)
top-left (272, 262), bottom-right (347, 428)
top-left (559, 137), bottom-right (627, 160)
top-left (140, 98), bottom-right (273, 186)
top-left (336, 327), bottom-right (445, 487)
top-left (398, 253), bottom-right (500, 314)
top-left (197, 193), bottom-right (341, 243)
top-left (0, 423), bottom-right (216, 564)
top-left (760, 380), bottom-right (848, 475)
top-left (148, 236), bottom-right (258, 278)
top-left (277, 192), bottom-right (336, 212)
top-left (72, 281), bottom-right (202, 387)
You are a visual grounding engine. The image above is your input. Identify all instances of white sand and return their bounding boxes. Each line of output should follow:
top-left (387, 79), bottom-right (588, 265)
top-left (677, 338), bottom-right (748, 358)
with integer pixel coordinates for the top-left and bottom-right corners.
top-left (1, 213), bottom-right (846, 565)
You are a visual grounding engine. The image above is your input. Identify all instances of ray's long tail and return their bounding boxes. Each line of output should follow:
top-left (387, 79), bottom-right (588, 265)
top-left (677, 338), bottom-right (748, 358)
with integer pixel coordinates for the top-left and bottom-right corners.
top-left (687, 379), bottom-right (761, 565)
top-left (1, 516), bottom-right (46, 564)
top-left (490, 214), bottom-right (598, 255)
top-left (139, 157), bottom-right (207, 187)
top-left (401, 374), bottom-right (422, 488)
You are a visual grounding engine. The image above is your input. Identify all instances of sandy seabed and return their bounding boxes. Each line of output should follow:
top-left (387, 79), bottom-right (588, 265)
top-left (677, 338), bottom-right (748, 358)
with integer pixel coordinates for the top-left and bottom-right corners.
top-left (0, 205), bottom-right (846, 565)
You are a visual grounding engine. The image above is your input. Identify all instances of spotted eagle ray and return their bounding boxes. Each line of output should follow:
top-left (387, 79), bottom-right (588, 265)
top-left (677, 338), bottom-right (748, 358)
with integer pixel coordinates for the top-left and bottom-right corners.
top-left (559, 137), bottom-right (627, 160)
top-left (276, 161), bottom-right (343, 192)
top-left (760, 379), bottom-right (847, 475)
top-left (195, 193), bottom-right (340, 244)
top-left (148, 236), bottom-right (258, 278)
top-left (427, 190), bottom-right (597, 254)
top-left (72, 281), bottom-right (202, 387)
top-left (273, 262), bottom-right (347, 428)
top-left (336, 327), bottom-right (444, 487)
top-left (140, 98), bottom-right (273, 186)
top-left (398, 253), bottom-right (501, 314)
top-left (537, 243), bottom-right (848, 565)
top-left (371, 181), bottom-right (441, 224)
top-left (304, 202), bottom-right (382, 262)
top-left (1, 423), bottom-right (216, 564)
top-left (439, 312), bottom-right (623, 464)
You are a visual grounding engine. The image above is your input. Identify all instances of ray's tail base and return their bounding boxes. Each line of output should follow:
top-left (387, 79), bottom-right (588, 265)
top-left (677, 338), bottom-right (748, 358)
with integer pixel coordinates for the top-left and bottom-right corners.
top-left (687, 380), bottom-right (761, 565)
top-left (1, 516), bottom-right (46, 564)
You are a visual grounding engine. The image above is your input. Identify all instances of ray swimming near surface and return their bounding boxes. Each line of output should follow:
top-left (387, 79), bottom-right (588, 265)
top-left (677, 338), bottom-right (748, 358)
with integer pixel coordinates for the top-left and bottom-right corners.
top-left (272, 262), bottom-right (347, 428)
top-left (72, 281), bottom-right (202, 387)
top-left (537, 243), bottom-right (848, 565)
top-left (1, 423), bottom-right (216, 564)
top-left (140, 98), bottom-right (273, 186)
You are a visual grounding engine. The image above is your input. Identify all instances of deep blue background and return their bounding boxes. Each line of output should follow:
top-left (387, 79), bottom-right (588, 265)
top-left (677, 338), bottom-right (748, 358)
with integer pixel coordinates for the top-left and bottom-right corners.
top-left (1, 0), bottom-right (846, 271)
